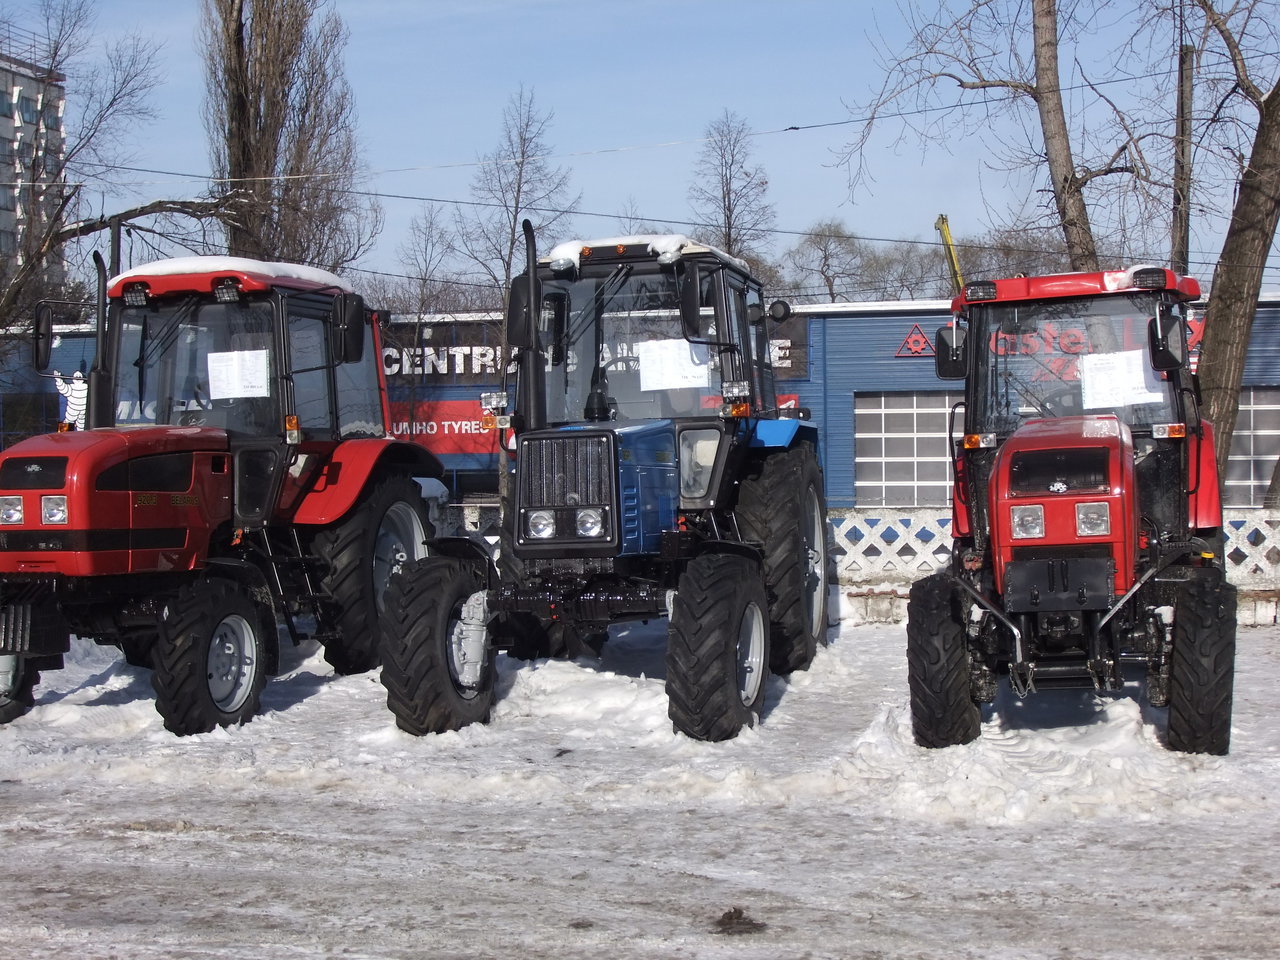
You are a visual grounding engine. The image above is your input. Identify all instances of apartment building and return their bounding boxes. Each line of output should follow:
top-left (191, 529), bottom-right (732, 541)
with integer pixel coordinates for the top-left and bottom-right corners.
top-left (1, 21), bottom-right (65, 269)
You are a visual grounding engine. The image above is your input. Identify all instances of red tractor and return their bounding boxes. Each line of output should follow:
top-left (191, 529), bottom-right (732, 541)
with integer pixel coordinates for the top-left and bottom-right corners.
top-left (0, 255), bottom-right (445, 735)
top-left (910, 265), bottom-right (1236, 754)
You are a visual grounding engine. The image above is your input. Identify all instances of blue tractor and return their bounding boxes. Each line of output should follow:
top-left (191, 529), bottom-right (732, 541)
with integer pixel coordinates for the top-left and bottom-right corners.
top-left (379, 223), bottom-right (828, 740)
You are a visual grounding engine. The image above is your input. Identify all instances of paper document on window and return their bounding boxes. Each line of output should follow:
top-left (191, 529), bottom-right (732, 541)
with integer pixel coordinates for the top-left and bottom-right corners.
top-left (1079, 349), bottom-right (1165, 408)
top-left (635, 339), bottom-right (710, 390)
top-left (207, 349), bottom-right (271, 399)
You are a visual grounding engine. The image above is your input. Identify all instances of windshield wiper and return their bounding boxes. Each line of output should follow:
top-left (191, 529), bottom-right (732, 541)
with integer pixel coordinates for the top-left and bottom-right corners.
top-left (134, 295), bottom-right (201, 410)
top-left (565, 264), bottom-right (633, 350)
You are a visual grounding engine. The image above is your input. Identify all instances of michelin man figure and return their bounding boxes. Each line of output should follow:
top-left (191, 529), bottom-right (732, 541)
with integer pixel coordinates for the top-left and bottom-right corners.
top-left (52, 368), bottom-right (88, 431)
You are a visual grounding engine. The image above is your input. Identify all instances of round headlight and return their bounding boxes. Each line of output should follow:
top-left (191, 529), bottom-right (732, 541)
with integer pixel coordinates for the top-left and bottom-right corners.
top-left (526, 509), bottom-right (555, 539)
top-left (576, 507), bottom-right (604, 538)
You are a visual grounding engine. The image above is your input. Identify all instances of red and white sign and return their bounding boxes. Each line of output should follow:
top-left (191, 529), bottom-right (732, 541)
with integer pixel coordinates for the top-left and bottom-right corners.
top-left (388, 399), bottom-right (500, 456)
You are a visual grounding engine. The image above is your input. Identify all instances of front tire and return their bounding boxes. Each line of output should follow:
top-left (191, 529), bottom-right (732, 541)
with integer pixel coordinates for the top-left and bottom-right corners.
top-left (0, 655), bottom-right (38, 724)
top-left (736, 445), bottom-right (828, 675)
top-left (312, 473), bottom-right (433, 675)
top-left (1167, 573), bottom-right (1236, 755)
top-left (379, 557), bottom-right (494, 735)
top-left (152, 578), bottom-right (272, 736)
top-left (906, 572), bottom-right (980, 748)
top-left (666, 553), bottom-right (770, 742)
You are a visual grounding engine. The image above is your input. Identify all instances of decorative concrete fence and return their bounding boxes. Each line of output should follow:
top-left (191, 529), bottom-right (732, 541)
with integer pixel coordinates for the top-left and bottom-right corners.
top-left (445, 503), bottom-right (1278, 626)
top-left (831, 508), bottom-right (1280, 626)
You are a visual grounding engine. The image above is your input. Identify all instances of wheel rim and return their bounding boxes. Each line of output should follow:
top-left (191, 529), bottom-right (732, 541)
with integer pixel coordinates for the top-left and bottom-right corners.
top-left (803, 485), bottom-right (827, 638)
top-left (373, 501), bottom-right (427, 614)
top-left (206, 614), bottom-right (257, 713)
top-left (736, 600), bottom-right (766, 706)
top-left (446, 597), bottom-right (481, 701)
top-left (0, 654), bottom-right (24, 701)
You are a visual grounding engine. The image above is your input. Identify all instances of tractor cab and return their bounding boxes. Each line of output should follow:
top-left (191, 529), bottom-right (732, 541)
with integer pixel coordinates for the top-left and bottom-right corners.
top-left (39, 256), bottom-right (385, 530)
top-left (510, 235), bottom-right (778, 429)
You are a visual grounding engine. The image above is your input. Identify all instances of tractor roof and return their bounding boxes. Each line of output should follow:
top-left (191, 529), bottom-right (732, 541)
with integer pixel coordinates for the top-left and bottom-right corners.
top-left (544, 235), bottom-right (749, 274)
top-left (108, 256), bottom-right (353, 298)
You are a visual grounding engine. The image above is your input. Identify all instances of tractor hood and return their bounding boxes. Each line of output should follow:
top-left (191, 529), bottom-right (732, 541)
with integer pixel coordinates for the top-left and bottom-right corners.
top-left (988, 415), bottom-right (1138, 595)
top-left (0, 426), bottom-right (234, 577)
top-left (0, 426), bottom-right (231, 493)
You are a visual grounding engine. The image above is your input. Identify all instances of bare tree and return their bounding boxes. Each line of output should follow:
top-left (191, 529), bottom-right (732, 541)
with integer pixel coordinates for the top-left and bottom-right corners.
top-left (0, 2), bottom-right (234, 324)
top-left (841, 0), bottom-right (1181, 271)
top-left (687, 109), bottom-right (776, 267)
top-left (780, 220), bottom-right (1070, 303)
top-left (392, 203), bottom-right (500, 314)
top-left (956, 225), bottom-right (1072, 280)
top-left (781, 221), bottom-right (869, 302)
top-left (454, 86), bottom-right (579, 292)
top-left (844, 0), bottom-right (1280, 472)
top-left (614, 196), bottom-right (673, 237)
top-left (201, 0), bottom-right (381, 270)
top-left (1186, 1), bottom-right (1280, 472)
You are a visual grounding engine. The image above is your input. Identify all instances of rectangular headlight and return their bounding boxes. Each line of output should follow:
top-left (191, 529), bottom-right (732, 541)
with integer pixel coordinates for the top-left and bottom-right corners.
top-left (1010, 504), bottom-right (1044, 539)
top-left (0, 496), bottom-right (23, 524)
top-left (1076, 501), bottom-right (1111, 537)
top-left (41, 495), bottom-right (68, 525)
top-left (575, 507), bottom-right (606, 538)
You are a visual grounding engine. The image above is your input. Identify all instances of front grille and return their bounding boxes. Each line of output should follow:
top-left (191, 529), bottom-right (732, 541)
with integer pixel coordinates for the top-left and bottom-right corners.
top-left (520, 434), bottom-right (612, 508)
top-left (1010, 448), bottom-right (1108, 494)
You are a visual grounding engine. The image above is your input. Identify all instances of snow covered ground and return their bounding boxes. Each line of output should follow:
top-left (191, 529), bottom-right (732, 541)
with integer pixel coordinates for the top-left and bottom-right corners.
top-left (2, 597), bottom-right (1278, 960)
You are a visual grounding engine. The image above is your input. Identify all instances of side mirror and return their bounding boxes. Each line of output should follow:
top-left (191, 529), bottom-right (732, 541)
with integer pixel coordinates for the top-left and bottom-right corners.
top-left (331, 292), bottom-right (366, 363)
top-left (935, 323), bottom-right (968, 379)
top-left (506, 273), bottom-right (540, 349)
top-left (1148, 304), bottom-right (1187, 371)
top-left (33, 301), bottom-right (54, 371)
top-left (768, 299), bottom-right (792, 323)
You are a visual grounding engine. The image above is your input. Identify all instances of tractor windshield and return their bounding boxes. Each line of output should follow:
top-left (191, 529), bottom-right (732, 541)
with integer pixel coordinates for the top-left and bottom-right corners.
top-left (537, 266), bottom-right (719, 424)
top-left (115, 297), bottom-right (279, 434)
top-left (969, 293), bottom-right (1183, 436)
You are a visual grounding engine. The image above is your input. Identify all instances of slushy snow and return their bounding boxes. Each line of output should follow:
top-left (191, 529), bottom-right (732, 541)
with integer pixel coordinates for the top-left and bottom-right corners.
top-left (2, 599), bottom-right (1277, 959)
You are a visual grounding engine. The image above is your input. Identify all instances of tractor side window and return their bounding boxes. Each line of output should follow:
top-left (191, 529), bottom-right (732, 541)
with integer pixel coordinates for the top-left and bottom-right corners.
top-left (746, 285), bottom-right (777, 414)
top-left (288, 307), bottom-right (332, 436)
top-left (335, 323), bottom-right (384, 438)
top-left (721, 278), bottom-right (749, 392)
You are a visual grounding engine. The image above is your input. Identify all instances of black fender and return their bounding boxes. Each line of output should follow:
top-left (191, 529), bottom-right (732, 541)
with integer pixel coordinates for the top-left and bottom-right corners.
top-left (428, 535), bottom-right (499, 587)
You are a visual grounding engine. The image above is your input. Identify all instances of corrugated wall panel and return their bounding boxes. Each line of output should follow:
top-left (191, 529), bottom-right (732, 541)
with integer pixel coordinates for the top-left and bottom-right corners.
top-left (1244, 304), bottom-right (1280, 385)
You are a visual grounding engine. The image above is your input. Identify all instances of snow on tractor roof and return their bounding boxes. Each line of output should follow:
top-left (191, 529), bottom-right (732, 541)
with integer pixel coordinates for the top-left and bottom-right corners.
top-left (545, 235), bottom-right (749, 273)
top-left (110, 256), bottom-right (353, 293)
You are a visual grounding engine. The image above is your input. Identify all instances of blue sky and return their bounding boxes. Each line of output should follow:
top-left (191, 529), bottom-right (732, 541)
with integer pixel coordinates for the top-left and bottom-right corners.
top-left (84, 0), bottom-right (1014, 279)
top-left (70, 0), bottom-right (1258, 291)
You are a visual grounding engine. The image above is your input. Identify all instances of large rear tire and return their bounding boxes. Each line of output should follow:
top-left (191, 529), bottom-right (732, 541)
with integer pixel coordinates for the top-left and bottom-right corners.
top-left (1167, 573), bottom-right (1236, 755)
top-left (906, 572), bottom-right (980, 748)
top-left (312, 473), bottom-right (433, 675)
top-left (0, 655), bottom-right (38, 724)
top-left (152, 578), bottom-right (271, 736)
top-left (666, 553), bottom-right (770, 742)
top-left (736, 444), bottom-right (828, 675)
top-left (379, 557), bottom-right (494, 735)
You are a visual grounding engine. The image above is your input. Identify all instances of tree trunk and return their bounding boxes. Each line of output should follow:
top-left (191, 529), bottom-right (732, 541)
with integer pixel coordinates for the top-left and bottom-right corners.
top-left (1197, 93), bottom-right (1280, 473)
top-left (1264, 456), bottom-right (1280, 509)
top-left (1031, 0), bottom-right (1099, 272)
